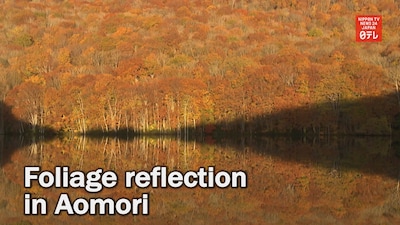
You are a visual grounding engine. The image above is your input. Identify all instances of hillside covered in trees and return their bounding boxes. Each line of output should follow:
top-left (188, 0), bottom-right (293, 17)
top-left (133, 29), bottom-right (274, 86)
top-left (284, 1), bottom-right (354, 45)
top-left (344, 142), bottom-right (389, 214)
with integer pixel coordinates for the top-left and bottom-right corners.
top-left (0, 0), bottom-right (400, 136)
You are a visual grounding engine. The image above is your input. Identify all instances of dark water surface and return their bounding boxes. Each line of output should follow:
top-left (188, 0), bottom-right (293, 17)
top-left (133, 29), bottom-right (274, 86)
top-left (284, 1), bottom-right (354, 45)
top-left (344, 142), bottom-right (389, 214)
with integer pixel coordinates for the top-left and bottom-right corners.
top-left (0, 135), bottom-right (400, 224)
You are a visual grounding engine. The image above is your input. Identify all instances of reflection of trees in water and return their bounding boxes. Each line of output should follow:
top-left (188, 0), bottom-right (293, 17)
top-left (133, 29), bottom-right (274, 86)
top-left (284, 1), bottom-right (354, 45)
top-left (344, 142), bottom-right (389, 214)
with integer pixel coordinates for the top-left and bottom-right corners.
top-left (0, 135), bottom-right (46, 166)
top-left (102, 136), bottom-right (120, 169)
top-left (65, 136), bottom-right (198, 171)
top-left (1, 134), bottom-right (400, 224)
top-left (4, 135), bottom-right (399, 181)
top-left (75, 135), bottom-right (86, 169)
top-left (27, 136), bottom-right (44, 165)
top-left (0, 137), bottom-right (398, 224)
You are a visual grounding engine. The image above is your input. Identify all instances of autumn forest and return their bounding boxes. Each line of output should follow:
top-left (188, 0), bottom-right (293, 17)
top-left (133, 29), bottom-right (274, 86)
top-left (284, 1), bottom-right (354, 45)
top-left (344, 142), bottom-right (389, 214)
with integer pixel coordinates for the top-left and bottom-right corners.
top-left (1, 0), bottom-right (400, 138)
top-left (2, 1), bottom-right (400, 224)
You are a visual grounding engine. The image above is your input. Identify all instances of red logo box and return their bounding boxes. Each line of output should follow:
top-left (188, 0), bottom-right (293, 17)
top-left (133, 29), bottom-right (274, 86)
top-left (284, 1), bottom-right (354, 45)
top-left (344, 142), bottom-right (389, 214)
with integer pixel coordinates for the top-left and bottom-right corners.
top-left (356, 15), bottom-right (382, 42)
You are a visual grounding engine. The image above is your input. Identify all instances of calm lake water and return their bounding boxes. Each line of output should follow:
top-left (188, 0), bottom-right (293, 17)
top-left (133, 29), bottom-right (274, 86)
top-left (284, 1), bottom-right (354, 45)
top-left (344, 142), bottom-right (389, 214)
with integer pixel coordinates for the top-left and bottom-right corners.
top-left (0, 135), bottom-right (400, 224)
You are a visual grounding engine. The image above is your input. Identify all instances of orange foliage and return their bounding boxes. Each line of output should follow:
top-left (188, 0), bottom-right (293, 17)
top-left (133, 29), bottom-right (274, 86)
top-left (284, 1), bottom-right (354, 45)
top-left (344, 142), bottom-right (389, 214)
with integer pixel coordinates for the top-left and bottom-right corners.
top-left (0, 0), bottom-right (399, 135)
